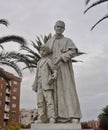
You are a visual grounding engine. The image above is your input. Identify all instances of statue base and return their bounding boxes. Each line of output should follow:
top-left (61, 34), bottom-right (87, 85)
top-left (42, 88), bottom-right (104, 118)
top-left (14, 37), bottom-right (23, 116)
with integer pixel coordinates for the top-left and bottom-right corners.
top-left (31, 123), bottom-right (91, 130)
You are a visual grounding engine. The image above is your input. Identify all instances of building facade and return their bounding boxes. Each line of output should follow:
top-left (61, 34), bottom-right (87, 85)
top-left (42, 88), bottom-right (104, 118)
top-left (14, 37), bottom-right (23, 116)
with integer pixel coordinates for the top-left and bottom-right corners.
top-left (81, 120), bottom-right (100, 130)
top-left (0, 68), bottom-right (21, 128)
top-left (19, 108), bottom-right (38, 125)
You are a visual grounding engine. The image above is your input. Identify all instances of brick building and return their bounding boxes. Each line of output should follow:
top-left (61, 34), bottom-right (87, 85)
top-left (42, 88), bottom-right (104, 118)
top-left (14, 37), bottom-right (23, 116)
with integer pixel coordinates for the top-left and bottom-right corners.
top-left (0, 68), bottom-right (21, 128)
top-left (81, 120), bottom-right (100, 130)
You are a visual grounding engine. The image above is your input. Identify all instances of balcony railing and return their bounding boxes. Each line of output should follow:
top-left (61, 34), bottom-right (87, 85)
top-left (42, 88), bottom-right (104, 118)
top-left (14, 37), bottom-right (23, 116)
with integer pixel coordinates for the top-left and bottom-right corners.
top-left (4, 113), bottom-right (9, 119)
top-left (6, 89), bottom-right (10, 94)
top-left (5, 97), bottom-right (10, 102)
top-left (5, 105), bottom-right (10, 112)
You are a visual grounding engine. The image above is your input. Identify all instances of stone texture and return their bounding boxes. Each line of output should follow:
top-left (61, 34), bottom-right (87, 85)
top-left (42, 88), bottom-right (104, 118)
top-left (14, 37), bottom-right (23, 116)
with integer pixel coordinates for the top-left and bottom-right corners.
top-left (31, 123), bottom-right (83, 130)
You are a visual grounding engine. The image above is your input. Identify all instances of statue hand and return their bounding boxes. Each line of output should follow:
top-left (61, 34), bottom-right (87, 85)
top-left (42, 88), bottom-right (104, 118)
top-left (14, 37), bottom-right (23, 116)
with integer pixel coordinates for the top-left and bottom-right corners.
top-left (51, 72), bottom-right (57, 80)
top-left (54, 56), bottom-right (62, 65)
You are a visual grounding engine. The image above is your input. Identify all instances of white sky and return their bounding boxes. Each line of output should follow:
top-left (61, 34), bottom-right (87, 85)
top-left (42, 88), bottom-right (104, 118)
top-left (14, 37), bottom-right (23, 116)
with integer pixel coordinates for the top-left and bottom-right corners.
top-left (0, 0), bottom-right (108, 121)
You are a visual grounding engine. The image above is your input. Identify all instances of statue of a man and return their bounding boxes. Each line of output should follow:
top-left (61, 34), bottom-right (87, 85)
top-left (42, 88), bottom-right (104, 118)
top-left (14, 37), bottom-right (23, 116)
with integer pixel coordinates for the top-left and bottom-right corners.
top-left (46, 20), bottom-right (82, 123)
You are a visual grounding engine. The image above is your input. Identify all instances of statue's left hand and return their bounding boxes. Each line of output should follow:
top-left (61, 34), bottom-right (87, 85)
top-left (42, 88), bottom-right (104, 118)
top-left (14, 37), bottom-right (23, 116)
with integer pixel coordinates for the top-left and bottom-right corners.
top-left (54, 56), bottom-right (62, 65)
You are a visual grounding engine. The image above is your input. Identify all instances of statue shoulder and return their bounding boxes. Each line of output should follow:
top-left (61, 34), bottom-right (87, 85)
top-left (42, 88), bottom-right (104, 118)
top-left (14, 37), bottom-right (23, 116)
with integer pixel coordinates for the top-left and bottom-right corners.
top-left (46, 37), bottom-right (54, 44)
top-left (63, 36), bottom-right (73, 42)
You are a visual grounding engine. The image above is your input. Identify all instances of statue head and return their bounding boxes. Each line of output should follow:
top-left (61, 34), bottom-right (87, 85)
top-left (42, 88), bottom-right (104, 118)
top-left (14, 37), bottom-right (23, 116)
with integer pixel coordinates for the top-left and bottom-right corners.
top-left (54, 20), bottom-right (65, 35)
top-left (40, 44), bottom-right (51, 57)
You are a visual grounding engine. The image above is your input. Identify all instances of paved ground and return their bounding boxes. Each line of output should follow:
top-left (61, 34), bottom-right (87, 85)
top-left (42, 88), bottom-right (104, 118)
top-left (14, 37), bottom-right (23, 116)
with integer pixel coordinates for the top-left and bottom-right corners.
top-left (21, 129), bottom-right (30, 130)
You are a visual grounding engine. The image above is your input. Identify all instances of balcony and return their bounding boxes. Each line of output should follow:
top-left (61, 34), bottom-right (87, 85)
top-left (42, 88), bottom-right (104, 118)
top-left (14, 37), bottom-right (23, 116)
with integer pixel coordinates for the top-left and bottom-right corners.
top-left (4, 113), bottom-right (9, 119)
top-left (5, 105), bottom-right (10, 112)
top-left (6, 89), bottom-right (10, 95)
top-left (5, 96), bottom-right (10, 102)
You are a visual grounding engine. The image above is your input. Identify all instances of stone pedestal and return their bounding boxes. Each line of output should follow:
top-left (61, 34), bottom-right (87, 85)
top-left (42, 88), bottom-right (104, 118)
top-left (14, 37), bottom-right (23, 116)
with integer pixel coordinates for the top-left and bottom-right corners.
top-left (31, 123), bottom-right (91, 130)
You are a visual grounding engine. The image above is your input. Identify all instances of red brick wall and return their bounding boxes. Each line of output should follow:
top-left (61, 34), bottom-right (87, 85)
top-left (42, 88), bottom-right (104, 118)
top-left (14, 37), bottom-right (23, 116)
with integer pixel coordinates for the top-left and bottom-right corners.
top-left (0, 68), bottom-right (21, 127)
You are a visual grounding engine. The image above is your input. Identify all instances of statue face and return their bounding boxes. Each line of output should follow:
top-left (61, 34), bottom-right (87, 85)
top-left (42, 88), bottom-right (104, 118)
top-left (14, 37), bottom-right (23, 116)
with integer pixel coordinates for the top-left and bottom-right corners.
top-left (40, 47), bottom-right (49, 57)
top-left (54, 22), bottom-right (65, 35)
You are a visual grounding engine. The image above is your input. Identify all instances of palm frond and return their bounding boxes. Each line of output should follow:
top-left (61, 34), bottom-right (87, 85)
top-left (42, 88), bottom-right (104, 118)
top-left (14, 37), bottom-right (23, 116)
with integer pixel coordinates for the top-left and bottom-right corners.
top-left (72, 51), bottom-right (85, 63)
top-left (0, 69), bottom-right (10, 86)
top-left (91, 14), bottom-right (108, 30)
top-left (0, 19), bottom-right (9, 27)
top-left (0, 51), bottom-right (11, 60)
top-left (76, 51), bottom-right (86, 57)
top-left (15, 34), bottom-right (52, 71)
top-left (21, 45), bottom-right (41, 59)
top-left (44, 33), bottom-right (52, 44)
top-left (40, 33), bottom-right (52, 44)
top-left (6, 52), bottom-right (35, 71)
top-left (0, 35), bottom-right (26, 47)
top-left (36, 36), bottom-right (43, 46)
top-left (72, 59), bottom-right (83, 62)
top-left (85, 0), bottom-right (91, 5)
top-left (0, 45), bottom-right (4, 50)
top-left (47, 33), bottom-right (52, 39)
top-left (84, 0), bottom-right (108, 14)
top-left (25, 54), bottom-right (40, 61)
top-left (0, 51), bottom-right (34, 73)
top-left (0, 60), bottom-right (22, 77)
top-left (31, 41), bottom-right (40, 51)
top-left (22, 65), bottom-right (37, 70)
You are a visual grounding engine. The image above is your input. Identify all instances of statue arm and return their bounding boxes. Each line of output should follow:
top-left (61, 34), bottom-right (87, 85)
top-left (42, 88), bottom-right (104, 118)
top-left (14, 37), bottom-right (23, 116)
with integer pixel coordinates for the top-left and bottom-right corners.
top-left (61, 39), bottom-right (78, 62)
top-left (47, 59), bottom-right (57, 79)
top-left (32, 65), bottom-right (39, 92)
top-left (61, 48), bottom-right (78, 62)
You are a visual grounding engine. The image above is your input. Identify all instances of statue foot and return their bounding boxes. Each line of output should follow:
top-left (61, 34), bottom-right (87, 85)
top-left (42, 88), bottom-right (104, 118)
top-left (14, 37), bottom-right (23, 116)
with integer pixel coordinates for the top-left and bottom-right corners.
top-left (35, 119), bottom-right (43, 124)
top-left (49, 118), bottom-right (56, 123)
top-left (71, 119), bottom-right (79, 123)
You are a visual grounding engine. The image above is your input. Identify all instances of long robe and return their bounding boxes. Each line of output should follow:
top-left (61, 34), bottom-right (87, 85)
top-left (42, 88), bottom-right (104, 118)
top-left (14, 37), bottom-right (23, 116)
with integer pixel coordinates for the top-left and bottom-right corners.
top-left (47, 35), bottom-right (82, 120)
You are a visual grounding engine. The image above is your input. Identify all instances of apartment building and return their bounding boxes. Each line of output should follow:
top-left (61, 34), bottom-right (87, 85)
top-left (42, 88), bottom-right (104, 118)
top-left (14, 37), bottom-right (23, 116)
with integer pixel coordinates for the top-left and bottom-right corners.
top-left (0, 68), bottom-right (21, 128)
top-left (19, 108), bottom-right (38, 125)
top-left (81, 120), bottom-right (100, 129)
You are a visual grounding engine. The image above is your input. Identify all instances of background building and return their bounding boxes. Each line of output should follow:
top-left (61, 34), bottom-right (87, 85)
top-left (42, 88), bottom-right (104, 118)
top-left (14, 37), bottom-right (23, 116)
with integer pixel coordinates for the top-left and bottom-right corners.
top-left (19, 108), bottom-right (38, 125)
top-left (0, 68), bottom-right (21, 128)
top-left (81, 120), bottom-right (100, 130)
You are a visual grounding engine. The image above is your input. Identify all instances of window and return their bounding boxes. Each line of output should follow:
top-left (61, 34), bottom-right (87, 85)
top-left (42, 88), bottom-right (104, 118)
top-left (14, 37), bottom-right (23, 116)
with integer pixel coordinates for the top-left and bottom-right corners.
top-left (0, 93), bottom-right (2, 97)
top-left (9, 81), bottom-right (12, 86)
top-left (0, 101), bottom-right (2, 105)
top-left (13, 88), bottom-right (17, 92)
top-left (13, 81), bottom-right (17, 85)
top-left (11, 111), bottom-right (16, 116)
top-left (0, 84), bottom-right (3, 89)
top-left (12, 104), bottom-right (16, 108)
top-left (12, 96), bottom-right (16, 100)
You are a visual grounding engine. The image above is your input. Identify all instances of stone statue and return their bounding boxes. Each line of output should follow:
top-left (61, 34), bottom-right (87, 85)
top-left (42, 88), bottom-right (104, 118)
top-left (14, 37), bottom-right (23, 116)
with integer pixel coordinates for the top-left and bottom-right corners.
top-left (32, 44), bottom-right (57, 123)
top-left (46, 20), bottom-right (82, 123)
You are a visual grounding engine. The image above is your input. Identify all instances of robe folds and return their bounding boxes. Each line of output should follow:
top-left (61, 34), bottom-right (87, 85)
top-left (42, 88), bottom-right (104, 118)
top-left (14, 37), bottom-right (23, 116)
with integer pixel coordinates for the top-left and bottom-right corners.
top-left (46, 35), bottom-right (82, 120)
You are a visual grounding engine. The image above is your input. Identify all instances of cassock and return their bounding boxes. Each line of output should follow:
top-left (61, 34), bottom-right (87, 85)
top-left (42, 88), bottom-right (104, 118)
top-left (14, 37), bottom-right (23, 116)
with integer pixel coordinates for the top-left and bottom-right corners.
top-left (47, 34), bottom-right (82, 121)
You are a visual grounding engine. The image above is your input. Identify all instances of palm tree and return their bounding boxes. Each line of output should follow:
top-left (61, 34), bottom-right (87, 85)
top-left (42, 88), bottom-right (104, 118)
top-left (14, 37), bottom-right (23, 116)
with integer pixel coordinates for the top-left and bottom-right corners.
top-left (7, 33), bottom-right (52, 71)
top-left (0, 69), bottom-right (10, 86)
top-left (0, 32), bottom-right (85, 79)
top-left (98, 105), bottom-right (108, 130)
top-left (14, 33), bottom-right (85, 71)
top-left (84, 0), bottom-right (108, 30)
top-left (0, 33), bottom-right (52, 81)
top-left (0, 19), bottom-right (26, 78)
